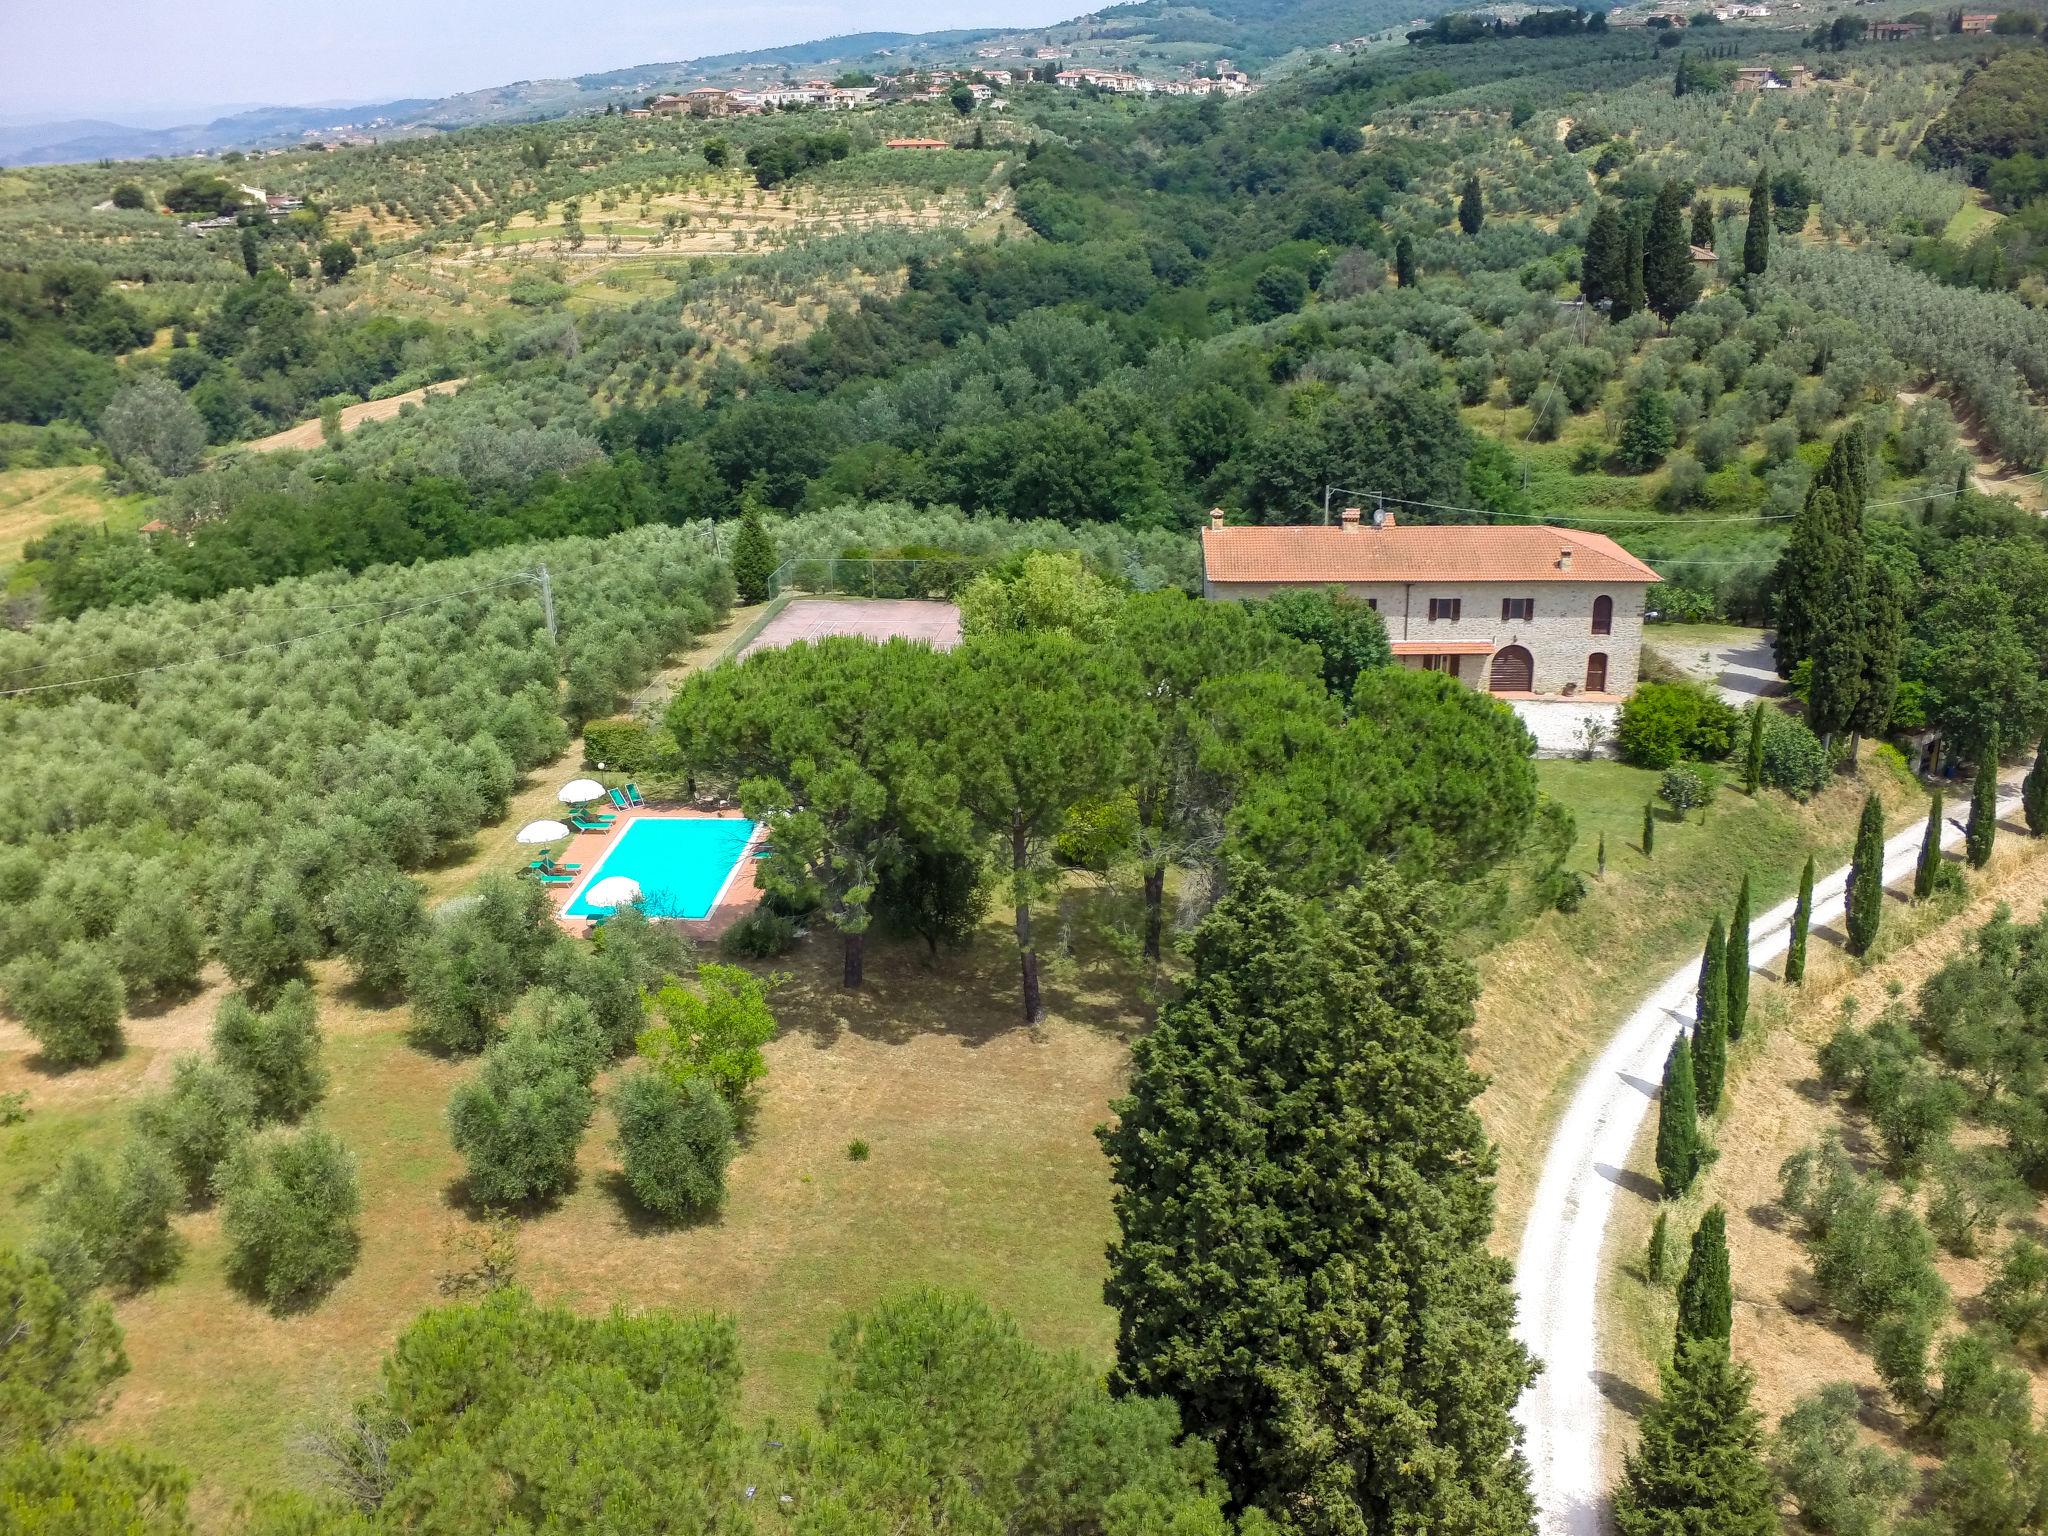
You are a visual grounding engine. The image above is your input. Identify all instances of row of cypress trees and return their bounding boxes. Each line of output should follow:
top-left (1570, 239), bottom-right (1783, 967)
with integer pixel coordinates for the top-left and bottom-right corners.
top-left (1631, 752), bottom-right (2048, 1529)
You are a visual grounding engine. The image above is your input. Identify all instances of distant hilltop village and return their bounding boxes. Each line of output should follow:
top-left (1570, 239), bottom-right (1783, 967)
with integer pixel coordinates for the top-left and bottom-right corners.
top-left (626, 59), bottom-right (1256, 119)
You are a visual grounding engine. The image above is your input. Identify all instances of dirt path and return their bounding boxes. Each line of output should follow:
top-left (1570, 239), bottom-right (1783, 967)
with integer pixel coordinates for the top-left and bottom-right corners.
top-left (1896, 388), bottom-right (2045, 510)
top-left (1513, 789), bottom-right (2017, 1536)
top-left (241, 378), bottom-right (466, 454)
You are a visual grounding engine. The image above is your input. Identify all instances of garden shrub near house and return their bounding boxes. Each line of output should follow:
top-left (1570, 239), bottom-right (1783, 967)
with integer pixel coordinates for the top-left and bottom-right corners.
top-left (1618, 680), bottom-right (1741, 769)
top-left (1758, 710), bottom-right (1830, 799)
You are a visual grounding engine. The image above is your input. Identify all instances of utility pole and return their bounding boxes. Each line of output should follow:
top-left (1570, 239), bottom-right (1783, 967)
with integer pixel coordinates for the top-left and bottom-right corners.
top-left (1323, 485), bottom-right (1334, 525)
top-left (535, 563), bottom-right (557, 642)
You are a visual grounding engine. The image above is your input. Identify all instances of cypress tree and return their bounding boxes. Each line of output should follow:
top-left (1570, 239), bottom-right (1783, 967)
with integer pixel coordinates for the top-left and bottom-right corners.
top-left (1458, 173), bottom-right (1484, 235)
top-left (1725, 877), bottom-right (1751, 1041)
top-left (1647, 1210), bottom-right (1672, 1282)
top-left (1772, 428), bottom-right (1868, 678)
top-left (1619, 214), bottom-right (1648, 321)
top-left (1743, 168), bottom-right (1770, 278)
top-left (1915, 789), bottom-right (1946, 899)
top-left (1845, 793), bottom-right (1885, 957)
top-left (1807, 550), bottom-right (1869, 745)
top-left (1100, 873), bottom-right (1536, 1530)
top-left (1694, 916), bottom-right (1729, 1115)
top-left (1771, 487), bottom-right (1845, 678)
top-left (1967, 728), bottom-right (2001, 869)
top-left (1655, 1035), bottom-right (1701, 1198)
top-left (730, 507), bottom-right (779, 604)
top-left (1614, 1340), bottom-right (1778, 1536)
top-left (1582, 201), bottom-right (1627, 310)
top-left (1849, 560), bottom-right (1905, 762)
top-left (1644, 179), bottom-right (1697, 322)
top-left (2025, 736), bottom-right (2048, 836)
top-left (1743, 704), bottom-right (1764, 794)
top-left (1394, 232), bottom-right (1416, 288)
top-left (1643, 800), bottom-right (1656, 857)
top-left (1786, 855), bottom-right (1814, 984)
top-left (1675, 1206), bottom-right (1733, 1348)
top-left (1690, 197), bottom-right (1715, 253)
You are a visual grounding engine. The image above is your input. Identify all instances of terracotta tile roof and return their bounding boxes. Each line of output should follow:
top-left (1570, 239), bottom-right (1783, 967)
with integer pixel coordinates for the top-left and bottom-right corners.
top-left (1391, 640), bottom-right (1495, 655)
top-left (1202, 522), bottom-right (1661, 585)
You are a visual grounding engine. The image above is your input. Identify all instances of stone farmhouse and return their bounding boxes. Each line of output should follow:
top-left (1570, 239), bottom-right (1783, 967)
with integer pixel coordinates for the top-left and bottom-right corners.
top-left (1200, 509), bottom-right (1660, 699)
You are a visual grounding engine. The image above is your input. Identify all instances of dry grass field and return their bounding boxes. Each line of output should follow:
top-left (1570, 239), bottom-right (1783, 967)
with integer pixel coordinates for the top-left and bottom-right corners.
top-left (1601, 806), bottom-right (2048, 1483)
top-left (0, 464), bottom-right (141, 566)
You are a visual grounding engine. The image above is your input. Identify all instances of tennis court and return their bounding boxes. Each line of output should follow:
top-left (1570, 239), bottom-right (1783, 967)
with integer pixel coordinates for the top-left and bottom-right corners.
top-left (736, 598), bottom-right (962, 659)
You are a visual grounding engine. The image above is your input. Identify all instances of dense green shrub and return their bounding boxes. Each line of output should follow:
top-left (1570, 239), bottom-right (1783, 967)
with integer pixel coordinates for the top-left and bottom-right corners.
top-left (109, 866), bottom-right (205, 1003)
top-left (1758, 710), bottom-right (1829, 798)
top-left (2, 943), bottom-right (125, 1067)
top-left (324, 867), bottom-right (428, 997)
top-left (1618, 681), bottom-right (1741, 769)
top-left (446, 1005), bottom-right (600, 1207)
top-left (1772, 1383), bottom-right (1915, 1536)
top-left (582, 717), bottom-right (670, 774)
top-left (216, 1127), bottom-right (362, 1311)
top-left (610, 1067), bottom-right (735, 1222)
top-left (34, 1142), bottom-right (183, 1294)
top-left (403, 876), bottom-right (561, 1054)
top-left (718, 906), bottom-right (801, 960)
top-left (135, 1056), bottom-right (258, 1205)
top-left (211, 982), bottom-right (326, 1123)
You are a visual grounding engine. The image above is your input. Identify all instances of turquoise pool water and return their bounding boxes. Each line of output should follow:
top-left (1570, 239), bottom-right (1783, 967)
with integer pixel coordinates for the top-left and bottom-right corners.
top-left (563, 816), bottom-right (758, 920)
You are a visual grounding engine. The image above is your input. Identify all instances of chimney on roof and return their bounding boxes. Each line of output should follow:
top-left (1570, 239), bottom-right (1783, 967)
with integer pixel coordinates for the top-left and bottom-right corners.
top-left (1340, 506), bottom-right (1361, 530)
top-left (1209, 508), bottom-right (1225, 531)
top-left (1559, 546), bottom-right (1574, 571)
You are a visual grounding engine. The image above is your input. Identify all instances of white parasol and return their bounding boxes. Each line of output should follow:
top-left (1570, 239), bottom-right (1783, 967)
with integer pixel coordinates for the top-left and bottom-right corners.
top-left (557, 778), bottom-right (606, 806)
top-left (584, 875), bottom-right (642, 908)
top-left (517, 819), bottom-right (571, 844)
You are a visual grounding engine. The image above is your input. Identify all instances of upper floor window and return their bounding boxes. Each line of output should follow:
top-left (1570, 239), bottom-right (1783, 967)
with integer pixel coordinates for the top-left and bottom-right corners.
top-left (1428, 597), bottom-right (1462, 622)
top-left (1502, 597), bottom-right (1534, 622)
top-left (1592, 594), bottom-right (1614, 636)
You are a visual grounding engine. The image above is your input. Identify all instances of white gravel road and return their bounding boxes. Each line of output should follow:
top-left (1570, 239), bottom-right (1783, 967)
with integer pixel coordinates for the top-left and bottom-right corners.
top-left (1512, 792), bottom-right (2012, 1535)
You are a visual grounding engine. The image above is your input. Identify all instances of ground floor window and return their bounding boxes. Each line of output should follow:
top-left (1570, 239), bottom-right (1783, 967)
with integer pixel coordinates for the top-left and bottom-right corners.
top-left (1421, 654), bottom-right (1463, 678)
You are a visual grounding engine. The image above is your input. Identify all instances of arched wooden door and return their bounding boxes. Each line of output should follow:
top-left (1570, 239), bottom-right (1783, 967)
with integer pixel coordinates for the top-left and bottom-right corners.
top-left (1489, 644), bottom-right (1533, 693)
top-left (1586, 652), bottom-right (1609, 693)
top-left (1592, 595), bottom-right (1614, 636)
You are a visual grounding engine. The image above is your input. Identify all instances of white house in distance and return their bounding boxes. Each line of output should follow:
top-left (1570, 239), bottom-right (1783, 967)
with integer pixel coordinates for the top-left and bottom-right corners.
top-left (1200, 508), bottom-right (1660, 699)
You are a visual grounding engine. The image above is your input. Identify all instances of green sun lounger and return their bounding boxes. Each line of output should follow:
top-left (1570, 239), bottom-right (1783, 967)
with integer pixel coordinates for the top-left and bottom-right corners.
top-left (608, 787), bottom-right (632, 812)
top-left (569, 814), bottom-right (613, 833)
top-left (625, 783), bottom-right (646, 807)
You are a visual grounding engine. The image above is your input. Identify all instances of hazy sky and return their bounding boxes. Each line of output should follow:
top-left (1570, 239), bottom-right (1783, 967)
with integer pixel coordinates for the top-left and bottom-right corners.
top-left (3, 0), bottom-right (1072, 121)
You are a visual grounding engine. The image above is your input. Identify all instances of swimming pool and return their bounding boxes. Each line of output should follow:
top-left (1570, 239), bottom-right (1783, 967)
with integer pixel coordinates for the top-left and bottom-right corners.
top-left (562, 816), bottom-right (759, 920)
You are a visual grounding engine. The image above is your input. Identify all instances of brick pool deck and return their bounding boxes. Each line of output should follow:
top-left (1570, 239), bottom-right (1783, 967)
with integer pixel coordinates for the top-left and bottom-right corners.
top-left (737, 597), bottom-right (962, 658)
top-left (550, 805), bottom-right (763, 939)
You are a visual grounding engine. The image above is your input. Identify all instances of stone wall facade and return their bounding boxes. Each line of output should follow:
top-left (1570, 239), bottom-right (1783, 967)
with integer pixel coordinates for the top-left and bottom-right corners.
top-left (1207, 577), bottom-right (1648, 697)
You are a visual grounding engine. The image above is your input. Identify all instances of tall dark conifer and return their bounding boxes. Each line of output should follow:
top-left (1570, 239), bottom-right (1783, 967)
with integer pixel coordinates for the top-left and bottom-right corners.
top-left (1845, 793), bottom-right (1885, 956)
top-left (1915, 789), bottom-right (1946, 899)
top-left (1694, 916), bottom-right (1729, 1115)
top-left (1675, 1206), bottom-right (1733, 1348)
top-left (1616, 212), bottom-right (1647, 321)
top-left (1743, 169), bottom-right (1771, 278)
top-left (1849, 559), bottom-right (1905, 762)
top-left (1690, 197), bottom-right (1715, 252)
top-left (2024, 737), bottom-right (2048, 836)
top-left (1101, 873), bottom-right (1536, 1533)
top-left (1394, 232), bottom-right (1417, 288)
top-left (1614, 1341), bottom-right (1777, 1536)
top-left (1725, 877), bottom-right (1751, 1040)
top-left (1656, 1035), bottom-right (1702, 1198)
top-left (1786, 855), bottom-right (1814, 984)
top-left (1968, 729), bottom-right (2001, 869)
top-left (1582, 201), bottom-right (1627, 311)
top-left (1459, 174), bottom-right (1485, 235)
top-left (1644, 180), bottom-right (1698, 322)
